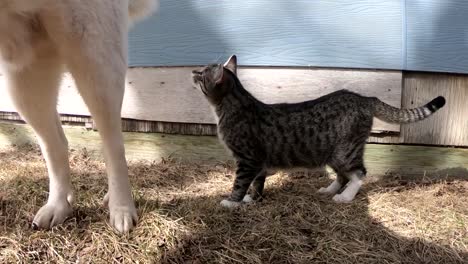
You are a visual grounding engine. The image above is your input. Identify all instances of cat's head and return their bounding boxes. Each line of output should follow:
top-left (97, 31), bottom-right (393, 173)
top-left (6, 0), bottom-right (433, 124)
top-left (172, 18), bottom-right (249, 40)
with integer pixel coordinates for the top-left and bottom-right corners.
top-left (191, 55), bottom-right (238, 105)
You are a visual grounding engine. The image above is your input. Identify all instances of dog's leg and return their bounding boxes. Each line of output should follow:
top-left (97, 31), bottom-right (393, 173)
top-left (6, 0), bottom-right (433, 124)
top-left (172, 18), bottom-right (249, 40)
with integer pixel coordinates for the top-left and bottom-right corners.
top-left (37, 0), bottom-right (136, 233)
top-left (5, 51), bottom-right (73, 229)
top-left (69, 62), bottom-right (137, 233)
top-left (63, 33), bottom-right (137, 234)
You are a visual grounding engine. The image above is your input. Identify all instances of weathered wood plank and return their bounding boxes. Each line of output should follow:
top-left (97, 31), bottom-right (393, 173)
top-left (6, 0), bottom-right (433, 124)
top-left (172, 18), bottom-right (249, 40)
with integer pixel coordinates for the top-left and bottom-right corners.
top-left (1, 122), bottom-right (466, 177)
top-left (364, 144), bottom-right (468, 177)
top-left (0, 116), bottom-right (401, 144)
top-left (401, 72), bottom-right (468, 146)
top-left (129, 0), bottom-right (403, 69)
top-left (0, 122), bottom-right (229, 163)
top-left (406, 0), bottom-right (468, 74)
top-left (0, 112), bottom-right (92, 127)
top-left (0, 112), bottom-right (218, 136)
top-left (368, 134), bottom-right (402, 144)
top-left (0, 68), bottom-right (402, 133)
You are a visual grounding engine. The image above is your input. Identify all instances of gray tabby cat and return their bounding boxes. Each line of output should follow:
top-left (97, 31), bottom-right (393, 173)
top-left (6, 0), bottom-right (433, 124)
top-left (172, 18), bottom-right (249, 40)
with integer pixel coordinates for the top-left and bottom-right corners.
top-left (191, 55), bottom-right (446, 207)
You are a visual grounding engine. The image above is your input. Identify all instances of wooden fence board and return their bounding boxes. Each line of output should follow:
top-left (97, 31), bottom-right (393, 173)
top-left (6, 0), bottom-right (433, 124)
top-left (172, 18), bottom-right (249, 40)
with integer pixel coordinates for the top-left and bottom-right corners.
top-left (402, 72), bottom-right (468, 146)
top-left (1, 122), bottom-right (466, 177)
top-left (0, 68), bottom-right (402, 133)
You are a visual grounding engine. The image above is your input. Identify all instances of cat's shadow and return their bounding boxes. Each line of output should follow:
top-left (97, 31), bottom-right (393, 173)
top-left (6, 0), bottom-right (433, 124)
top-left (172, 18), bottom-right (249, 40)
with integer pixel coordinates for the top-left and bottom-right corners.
top-left (154, 172), bottom-right (468, 263)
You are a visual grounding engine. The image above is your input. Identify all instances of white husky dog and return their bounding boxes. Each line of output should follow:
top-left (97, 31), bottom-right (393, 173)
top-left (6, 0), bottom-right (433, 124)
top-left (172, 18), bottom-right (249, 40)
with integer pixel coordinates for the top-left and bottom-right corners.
top-left (0, 0), bottom-right (158, 233)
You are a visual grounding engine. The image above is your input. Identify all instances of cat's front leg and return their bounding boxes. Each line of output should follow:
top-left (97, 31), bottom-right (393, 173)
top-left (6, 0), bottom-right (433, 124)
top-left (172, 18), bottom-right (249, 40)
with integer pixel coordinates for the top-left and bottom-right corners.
top-left (221, 162), bottom-right (262, 208)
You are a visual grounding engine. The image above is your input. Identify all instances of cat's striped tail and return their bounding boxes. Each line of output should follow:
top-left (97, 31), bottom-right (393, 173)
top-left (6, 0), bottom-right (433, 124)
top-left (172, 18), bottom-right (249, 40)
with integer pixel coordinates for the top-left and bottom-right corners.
top-left (373, 96), bottom-right (446, 123)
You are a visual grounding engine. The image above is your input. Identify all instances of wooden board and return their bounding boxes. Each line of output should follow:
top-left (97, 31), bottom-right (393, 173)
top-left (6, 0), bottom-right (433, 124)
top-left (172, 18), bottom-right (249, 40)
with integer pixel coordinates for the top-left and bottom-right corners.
top-left (363, 144), bottom-right (468, 177)
top-left (1, 122), bottom-right (467, 177)
top-left (401, 72), bottom-right (468, 146)
top-left (0, 111), bottom-right (219, 136)
top-left (0, 122), bottom-right (230, 163)
top-left (406, 0), bottom-right (468, 74)
top-left (0, 114), bottom-right (403, 144)
top-left (0, 67), bottom-right (402, 133)
top-left (129, 0), bottom-right (403, 69)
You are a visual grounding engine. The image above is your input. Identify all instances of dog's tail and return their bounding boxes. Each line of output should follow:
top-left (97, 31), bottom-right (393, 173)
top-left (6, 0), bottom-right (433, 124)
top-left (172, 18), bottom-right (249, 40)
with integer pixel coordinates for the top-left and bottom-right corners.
top-left (128, 0), bottom-right (159, 23)
top-left (373, 96), bottom-right (446, 123)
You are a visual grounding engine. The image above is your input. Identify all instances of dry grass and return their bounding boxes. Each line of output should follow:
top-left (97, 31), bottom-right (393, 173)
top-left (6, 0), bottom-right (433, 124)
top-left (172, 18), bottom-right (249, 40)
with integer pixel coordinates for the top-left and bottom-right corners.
top-left (0, 145), bottom-right (467, 263)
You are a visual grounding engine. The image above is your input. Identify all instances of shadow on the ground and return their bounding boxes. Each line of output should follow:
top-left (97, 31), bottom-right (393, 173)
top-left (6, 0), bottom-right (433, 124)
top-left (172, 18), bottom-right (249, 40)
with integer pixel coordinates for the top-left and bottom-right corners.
top-left (0, 146), bottom-right (466, 263)
top-left (154, 173), bottom-right (467, 263)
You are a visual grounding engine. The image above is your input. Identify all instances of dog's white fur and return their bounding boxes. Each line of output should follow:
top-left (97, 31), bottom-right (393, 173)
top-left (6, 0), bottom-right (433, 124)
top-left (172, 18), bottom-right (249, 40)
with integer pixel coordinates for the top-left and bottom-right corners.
top-left (0, 0), bottom-right (158, 233)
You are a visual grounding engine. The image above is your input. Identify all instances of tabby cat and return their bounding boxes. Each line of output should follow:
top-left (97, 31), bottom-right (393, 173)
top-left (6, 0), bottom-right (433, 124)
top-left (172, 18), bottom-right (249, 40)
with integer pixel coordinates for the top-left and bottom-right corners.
top-left (191, 55), bottom-right (446, 207)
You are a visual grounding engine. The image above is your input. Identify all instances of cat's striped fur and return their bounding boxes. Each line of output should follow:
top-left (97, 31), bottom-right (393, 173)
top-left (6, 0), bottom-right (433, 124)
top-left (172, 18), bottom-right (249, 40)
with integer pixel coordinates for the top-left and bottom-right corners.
top-left (192, 55), bottom-right (446, 206)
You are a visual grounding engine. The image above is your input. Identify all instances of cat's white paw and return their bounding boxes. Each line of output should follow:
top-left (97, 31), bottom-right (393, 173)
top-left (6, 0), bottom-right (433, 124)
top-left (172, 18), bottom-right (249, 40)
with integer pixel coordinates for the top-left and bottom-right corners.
top-left (332, 193), bottom-right (354, 203)
top-left (220, 199), bottom-right (241, 208)
top-left (242, 194), bottom-right (254, 203)
top-left (317, 187), bottom-right (331, 194)
top-left (317, 180), bottom-right (342, 195)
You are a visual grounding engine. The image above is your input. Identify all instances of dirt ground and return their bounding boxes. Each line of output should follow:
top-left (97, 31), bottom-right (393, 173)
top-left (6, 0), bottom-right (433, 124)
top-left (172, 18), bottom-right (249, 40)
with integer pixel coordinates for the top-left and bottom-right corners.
top-left (0, 145), bottom-right (467, 263)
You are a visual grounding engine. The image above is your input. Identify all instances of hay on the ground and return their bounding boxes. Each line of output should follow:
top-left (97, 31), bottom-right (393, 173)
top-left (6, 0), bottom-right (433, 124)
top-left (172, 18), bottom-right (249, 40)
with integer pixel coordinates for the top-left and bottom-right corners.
top-left (0, 145), bottom-right (467, 263)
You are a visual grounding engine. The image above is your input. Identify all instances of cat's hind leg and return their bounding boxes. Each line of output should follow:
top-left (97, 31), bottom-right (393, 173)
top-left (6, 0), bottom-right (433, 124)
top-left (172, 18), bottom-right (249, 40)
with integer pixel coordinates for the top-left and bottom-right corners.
top-left (243, 170), bottom-right (267, 203)
top-left (332, 169), bottom-right (365, 203)
top-left (317, 172), bottom-right (349, 195)
top-left (330, 143), bottom-right (367, 203)
top-left (318, 162), bottom-right (349, 195)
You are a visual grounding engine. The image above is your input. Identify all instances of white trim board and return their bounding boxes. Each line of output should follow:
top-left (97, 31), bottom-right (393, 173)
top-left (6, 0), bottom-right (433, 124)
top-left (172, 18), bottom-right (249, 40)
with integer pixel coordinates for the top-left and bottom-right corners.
top-left (0, 67), bottom-right (402, 133)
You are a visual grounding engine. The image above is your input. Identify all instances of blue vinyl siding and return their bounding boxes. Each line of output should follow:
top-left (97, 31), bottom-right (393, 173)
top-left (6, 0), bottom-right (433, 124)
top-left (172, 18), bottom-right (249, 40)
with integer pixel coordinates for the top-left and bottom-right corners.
top-left (128, 0), bottom-right (468, 74)
top-left (129, 0), bottom-right (403, 69)
top-left (406, 0), bottom-right (468, 73)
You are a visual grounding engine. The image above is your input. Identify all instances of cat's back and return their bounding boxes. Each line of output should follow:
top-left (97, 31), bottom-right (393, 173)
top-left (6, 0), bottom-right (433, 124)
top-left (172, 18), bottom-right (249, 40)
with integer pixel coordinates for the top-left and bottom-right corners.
top-left (269, 89), bottom-right (370, 114)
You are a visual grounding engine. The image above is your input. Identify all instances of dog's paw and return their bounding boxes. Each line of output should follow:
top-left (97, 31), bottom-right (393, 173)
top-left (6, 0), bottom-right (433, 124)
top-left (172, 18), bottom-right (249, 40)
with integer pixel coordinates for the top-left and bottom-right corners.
top-left (105, 193), bottom-right (138, 233)
top-left (109, 204), bottom-right (138, 233)
top-left (242, 194), bottom-right (254, 203)
top-left (220, 199), bottom-right (241, 208)
top-left (332, 194), bottom-right (353, 203)
top-left (32, 199), bottom-right (73, 230)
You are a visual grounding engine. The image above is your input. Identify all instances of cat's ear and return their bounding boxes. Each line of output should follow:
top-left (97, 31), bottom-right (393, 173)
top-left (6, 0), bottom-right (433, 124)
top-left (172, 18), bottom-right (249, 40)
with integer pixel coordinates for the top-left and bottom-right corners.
top-left (214, 64), bottom-right (225, 84)
top-left (223, 55), bottom-right (237, 75)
